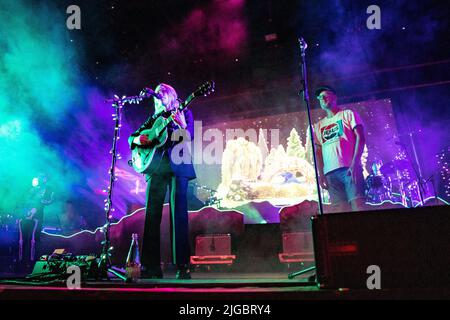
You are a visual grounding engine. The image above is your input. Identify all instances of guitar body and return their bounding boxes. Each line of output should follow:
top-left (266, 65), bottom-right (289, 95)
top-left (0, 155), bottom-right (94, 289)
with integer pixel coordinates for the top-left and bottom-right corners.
top-left (131, 116), bottom-right (169, 175)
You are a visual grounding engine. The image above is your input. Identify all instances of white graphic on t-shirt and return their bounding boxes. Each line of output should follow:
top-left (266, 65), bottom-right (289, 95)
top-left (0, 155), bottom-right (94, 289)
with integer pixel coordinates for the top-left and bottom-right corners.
top-left (321, 120), bottom-right (343, 144)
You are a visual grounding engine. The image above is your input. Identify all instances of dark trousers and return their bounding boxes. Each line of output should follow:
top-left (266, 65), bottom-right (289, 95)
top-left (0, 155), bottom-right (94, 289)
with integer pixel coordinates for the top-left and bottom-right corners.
top-left (141, 173), bottom-right (190, 269)
top-left (18, 218), bottom-right (40, 270)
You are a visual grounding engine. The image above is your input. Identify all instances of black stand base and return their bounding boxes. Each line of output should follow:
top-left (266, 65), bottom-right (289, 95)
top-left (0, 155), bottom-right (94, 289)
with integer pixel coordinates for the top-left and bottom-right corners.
top-left (97, 255), bottom-right (127, 281)
top-left (288, 265), bottom-right (316, 279)
top-left (107, 268), bottom-right (127, 281)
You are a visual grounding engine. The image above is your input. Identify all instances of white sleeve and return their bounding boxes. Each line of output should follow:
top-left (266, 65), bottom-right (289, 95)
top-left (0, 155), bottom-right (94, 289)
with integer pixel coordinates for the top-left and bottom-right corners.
top-left (346, 109), bottom-right (364, 130)
top-left (313, 123), bottom-right (322, 146)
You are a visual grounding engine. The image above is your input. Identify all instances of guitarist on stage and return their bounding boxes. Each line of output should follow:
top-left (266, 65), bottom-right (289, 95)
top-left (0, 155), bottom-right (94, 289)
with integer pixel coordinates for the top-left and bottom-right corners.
top-left (128, 83), bottom-right (196, 279)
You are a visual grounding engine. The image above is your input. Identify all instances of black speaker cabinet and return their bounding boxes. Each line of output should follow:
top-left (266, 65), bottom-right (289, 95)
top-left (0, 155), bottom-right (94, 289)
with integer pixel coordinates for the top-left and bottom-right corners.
top-left (312, 205), bottom-right (450, 289)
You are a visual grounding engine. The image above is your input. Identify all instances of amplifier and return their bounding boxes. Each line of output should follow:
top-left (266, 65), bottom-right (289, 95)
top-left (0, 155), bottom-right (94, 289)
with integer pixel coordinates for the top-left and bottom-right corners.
top-left (195, 234), bottom-right (231, 256)
top-left (279, 232), bottom-right (314, 263)
top-left (191, 234), bottom-right (235, 265)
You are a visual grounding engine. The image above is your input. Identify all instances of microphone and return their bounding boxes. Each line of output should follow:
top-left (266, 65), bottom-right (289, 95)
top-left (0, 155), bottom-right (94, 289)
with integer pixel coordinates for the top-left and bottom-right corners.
top-left (142, 87), bottom-right (162, 100)
top-left (298, 37), bottom-right (308, 50)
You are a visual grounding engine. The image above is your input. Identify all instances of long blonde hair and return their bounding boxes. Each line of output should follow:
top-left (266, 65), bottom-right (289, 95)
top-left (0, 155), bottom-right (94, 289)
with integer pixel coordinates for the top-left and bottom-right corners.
top-left (154, 83), bottom-right (179, 114)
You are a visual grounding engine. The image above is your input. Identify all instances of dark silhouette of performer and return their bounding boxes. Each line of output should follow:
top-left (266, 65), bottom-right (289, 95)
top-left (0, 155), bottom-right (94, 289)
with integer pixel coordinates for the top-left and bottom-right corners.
top-left (129, 83), bottom-right (195, 279)
top-left (19, 174), bottom-right (53, 270)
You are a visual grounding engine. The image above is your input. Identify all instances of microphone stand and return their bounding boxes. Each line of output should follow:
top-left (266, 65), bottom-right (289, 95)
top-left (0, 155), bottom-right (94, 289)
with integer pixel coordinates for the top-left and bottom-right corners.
top-left (288, 37), bottom-right (322, 280)
top-left (396, 132), bottom-right (427, 207)
top-left (407, 132), bottom-right (426, 205)
top-left (98, 91), bottom-right (153, 281)
top-left (97, 97), bottom-right (126, 281)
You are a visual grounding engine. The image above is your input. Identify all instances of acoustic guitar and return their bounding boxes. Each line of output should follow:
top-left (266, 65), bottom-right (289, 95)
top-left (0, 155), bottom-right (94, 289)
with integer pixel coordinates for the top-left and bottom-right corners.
top-left (130, 81), bottom-right (215, 175)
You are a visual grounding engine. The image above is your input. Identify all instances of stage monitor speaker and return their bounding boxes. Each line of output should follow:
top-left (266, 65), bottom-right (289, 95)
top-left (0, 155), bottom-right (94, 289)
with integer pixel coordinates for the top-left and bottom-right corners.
top-left (311, 205), bottom-right (450, 289)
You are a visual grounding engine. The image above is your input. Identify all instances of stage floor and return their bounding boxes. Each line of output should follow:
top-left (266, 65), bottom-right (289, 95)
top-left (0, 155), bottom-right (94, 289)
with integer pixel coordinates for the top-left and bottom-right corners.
top-left (1, 271), bottom-right (449, 300)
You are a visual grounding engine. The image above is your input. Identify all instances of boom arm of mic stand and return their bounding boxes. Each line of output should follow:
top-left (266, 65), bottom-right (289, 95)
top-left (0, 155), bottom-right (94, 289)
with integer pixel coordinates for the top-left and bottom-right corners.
top-left (105, 94), bottom-right (143, 105)
top-left (105, 89), bottom-right (160, 105)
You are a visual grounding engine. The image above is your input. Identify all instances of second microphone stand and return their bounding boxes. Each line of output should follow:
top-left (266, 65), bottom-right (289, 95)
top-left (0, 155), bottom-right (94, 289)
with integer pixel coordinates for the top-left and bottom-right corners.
top-left (288, 37), bottom-right (323, 280)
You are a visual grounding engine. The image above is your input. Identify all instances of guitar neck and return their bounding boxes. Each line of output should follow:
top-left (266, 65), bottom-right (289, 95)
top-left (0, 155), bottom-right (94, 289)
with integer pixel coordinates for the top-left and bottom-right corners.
top-left (180, 94), bottom-right (195, 110)
top-left (161, 94), bottom-right (196, 127)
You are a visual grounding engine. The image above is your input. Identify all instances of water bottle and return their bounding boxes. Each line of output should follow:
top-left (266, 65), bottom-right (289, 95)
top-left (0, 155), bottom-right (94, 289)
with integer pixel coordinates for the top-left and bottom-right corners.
top-left (125, 233), bottom-right (141, 282)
